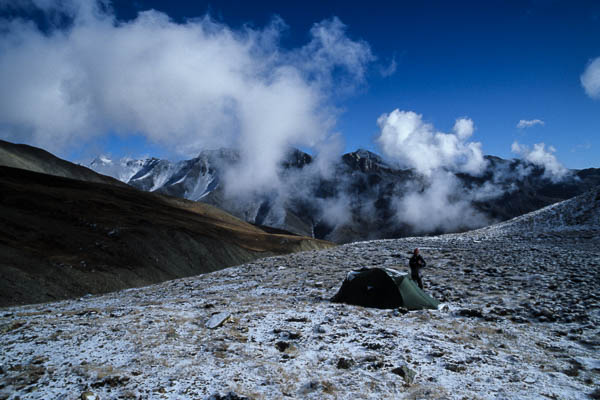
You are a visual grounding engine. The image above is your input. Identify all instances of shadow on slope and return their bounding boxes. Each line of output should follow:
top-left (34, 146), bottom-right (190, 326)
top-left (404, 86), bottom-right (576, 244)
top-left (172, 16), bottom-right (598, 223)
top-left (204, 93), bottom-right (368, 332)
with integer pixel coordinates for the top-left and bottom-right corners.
top-left (0, 166), bottom-right (333, 307)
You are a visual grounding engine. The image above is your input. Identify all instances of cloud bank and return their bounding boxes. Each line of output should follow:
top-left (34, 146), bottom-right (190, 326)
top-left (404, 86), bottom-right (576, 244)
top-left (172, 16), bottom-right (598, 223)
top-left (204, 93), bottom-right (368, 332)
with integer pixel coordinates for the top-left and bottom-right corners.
top-left (517, 119), bottom-right (544, 129)
top-left (375, 110), bottom-right (487, 176)
top-left (581, 57), bottom-right (600, 99)
top-left (0, 0), bottom-right (373, 194)
top-left (393, 171), bottom-right (491, 234)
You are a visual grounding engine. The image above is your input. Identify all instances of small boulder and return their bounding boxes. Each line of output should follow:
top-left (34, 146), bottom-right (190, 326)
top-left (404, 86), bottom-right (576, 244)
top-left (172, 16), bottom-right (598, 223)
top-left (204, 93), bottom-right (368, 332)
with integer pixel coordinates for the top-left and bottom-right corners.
top-left (391, 364), bottom-right (416, 384)
top-left (457, 309), bottom-right (483, 318)
top-left (275, 341), bottom-right (290, 352)
top-left (81, 392), bottom-right (99, 400)
top-left (336, 357), bottom-right (354, 369)
top-left (206, 392), bottom-right (251, 400)
top-left (589, 388), bottom-right (600, 399)
top-left (205, 312), bottom-right (231, 329)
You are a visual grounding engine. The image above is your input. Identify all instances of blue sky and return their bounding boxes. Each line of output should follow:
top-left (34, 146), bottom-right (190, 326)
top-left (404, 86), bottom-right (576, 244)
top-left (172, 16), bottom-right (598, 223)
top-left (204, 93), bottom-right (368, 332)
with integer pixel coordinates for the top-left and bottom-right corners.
top-left (1, 0), bottom-right (599, 169)
top-left (107, 0), bottom-right (600, 168)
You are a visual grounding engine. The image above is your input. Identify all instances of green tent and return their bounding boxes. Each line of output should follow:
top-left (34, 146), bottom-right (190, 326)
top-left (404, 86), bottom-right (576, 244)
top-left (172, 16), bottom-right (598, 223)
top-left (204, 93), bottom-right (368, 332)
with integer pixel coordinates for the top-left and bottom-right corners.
top-left (331, 267), bottom-right (440, 310)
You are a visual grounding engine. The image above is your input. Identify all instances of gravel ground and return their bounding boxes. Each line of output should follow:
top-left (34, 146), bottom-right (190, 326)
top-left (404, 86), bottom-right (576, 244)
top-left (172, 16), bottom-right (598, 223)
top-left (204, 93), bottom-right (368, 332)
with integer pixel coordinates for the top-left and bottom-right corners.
top-left (1, 229), bottom-right (599, 399)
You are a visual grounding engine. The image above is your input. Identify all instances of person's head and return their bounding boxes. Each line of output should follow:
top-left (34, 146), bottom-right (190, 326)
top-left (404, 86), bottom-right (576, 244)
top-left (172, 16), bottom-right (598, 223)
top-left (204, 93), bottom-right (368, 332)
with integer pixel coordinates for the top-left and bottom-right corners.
top-left (413, 248), bottom-right (419, 255)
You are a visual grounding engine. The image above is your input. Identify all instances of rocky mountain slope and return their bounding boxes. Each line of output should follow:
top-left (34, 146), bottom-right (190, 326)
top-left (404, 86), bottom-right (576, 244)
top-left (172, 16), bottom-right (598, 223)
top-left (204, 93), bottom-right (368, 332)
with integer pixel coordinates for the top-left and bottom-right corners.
top-left (0, 166), bottom-right (333, 307)
top-left (1, 186), bottom-right (598, 399)
top-left (469, 184), bottom-right (600, 238)
top-left (90, 148), bottom-right (600, 243)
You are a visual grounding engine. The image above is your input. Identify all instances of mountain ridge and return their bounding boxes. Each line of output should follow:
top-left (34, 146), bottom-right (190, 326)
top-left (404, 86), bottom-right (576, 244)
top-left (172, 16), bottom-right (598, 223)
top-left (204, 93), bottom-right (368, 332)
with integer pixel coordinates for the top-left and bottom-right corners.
top-left (88, 147), bottom-right (600, 242)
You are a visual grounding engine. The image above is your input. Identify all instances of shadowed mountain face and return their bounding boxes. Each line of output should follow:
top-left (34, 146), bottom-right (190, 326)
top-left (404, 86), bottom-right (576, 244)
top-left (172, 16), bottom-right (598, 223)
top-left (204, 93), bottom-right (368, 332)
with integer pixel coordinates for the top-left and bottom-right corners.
top-left (0, 166), bottom-right (333, 307)
top-left (91, 148), bottom-right (600, 243)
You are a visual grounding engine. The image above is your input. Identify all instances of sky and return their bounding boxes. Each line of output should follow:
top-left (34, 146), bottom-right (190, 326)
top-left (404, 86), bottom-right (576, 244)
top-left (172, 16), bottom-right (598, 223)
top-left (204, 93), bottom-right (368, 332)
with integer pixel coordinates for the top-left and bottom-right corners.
top-left (1, 0), bottom-right (599, 169)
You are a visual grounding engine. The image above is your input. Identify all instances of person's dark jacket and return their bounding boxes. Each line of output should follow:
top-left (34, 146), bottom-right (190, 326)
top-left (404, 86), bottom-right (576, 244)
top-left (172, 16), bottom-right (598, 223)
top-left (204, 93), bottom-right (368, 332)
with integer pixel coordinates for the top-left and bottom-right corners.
top-left (409, 254), bottom-right (426, 277)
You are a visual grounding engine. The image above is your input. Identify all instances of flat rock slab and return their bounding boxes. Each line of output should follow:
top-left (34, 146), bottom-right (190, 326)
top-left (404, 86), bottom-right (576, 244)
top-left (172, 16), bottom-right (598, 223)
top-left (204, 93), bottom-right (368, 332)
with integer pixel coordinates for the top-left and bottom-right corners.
top-left (205, 312), bottom-right (231, 329)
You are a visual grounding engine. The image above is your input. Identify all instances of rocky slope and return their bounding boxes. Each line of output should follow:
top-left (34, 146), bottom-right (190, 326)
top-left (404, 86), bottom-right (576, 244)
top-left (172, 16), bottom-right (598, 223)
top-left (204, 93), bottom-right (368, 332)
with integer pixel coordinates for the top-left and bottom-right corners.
top-left (0, 166), bottom-right (333, 307)
top-left (1, 187), bottom-right (598, 399)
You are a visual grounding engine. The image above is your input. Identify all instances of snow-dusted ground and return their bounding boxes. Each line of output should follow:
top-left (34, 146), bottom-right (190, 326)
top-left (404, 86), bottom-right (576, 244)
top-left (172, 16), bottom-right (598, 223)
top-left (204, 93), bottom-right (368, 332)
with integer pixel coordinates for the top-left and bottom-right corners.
top-left (1, 189), bottom-right (599, 399)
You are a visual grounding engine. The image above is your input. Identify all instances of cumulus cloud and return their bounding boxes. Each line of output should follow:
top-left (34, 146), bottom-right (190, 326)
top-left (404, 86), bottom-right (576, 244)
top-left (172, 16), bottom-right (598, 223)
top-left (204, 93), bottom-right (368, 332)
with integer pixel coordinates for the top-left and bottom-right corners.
top-left (453, 117), bottom-right (474, 139)
top-left (517, 119), bottom-right (545, 129)
top-left (511, 141), bottom-right (569, 182)
top-left (0, 0), bottom-right (373, 195)
top-left (375, 110), bottom-right (487, 176)
top-left (581, 57), bottom-right (600, 99)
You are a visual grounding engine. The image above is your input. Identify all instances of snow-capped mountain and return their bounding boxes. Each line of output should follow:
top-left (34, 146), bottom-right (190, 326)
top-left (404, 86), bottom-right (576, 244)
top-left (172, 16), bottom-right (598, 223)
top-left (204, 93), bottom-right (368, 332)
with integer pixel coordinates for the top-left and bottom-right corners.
top-left (89, 155), bottom-right (148, 183)
top-left (89, 149), bottom-right (600, 243)
top-left (90, 149), bottom-right (239, 202)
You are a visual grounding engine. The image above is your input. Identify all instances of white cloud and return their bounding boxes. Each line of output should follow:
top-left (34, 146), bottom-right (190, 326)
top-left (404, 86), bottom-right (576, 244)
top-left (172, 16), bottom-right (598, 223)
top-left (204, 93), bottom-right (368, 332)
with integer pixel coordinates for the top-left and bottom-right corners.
top-left (375, 110), bottom-right (486, 176)
top-left (392, 171), bottom-right (491, 233)
top-left (581, 57), bottom-right (600, 99)
top-left (293, 17), bottom-right (375, 94)
top-left (0, 1), bottom-right (374, 194)
top-left (511, 141), bottom-right (569, 182)
top-left (517, 119), bottom-right (545, 129)
top-left (453, 117), bottom-right (474, 139)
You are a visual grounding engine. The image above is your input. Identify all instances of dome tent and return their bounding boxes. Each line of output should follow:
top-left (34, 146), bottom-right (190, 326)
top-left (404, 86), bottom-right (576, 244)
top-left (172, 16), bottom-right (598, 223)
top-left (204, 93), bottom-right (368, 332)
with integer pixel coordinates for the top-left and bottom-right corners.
top-left (331, 267), bottom-right (440, 310)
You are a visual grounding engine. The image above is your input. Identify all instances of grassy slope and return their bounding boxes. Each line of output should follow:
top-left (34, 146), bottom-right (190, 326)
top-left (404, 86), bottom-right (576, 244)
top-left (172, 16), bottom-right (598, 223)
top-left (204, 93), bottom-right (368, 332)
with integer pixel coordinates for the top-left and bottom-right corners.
top-left (0, 166), bottom-right (333, 307)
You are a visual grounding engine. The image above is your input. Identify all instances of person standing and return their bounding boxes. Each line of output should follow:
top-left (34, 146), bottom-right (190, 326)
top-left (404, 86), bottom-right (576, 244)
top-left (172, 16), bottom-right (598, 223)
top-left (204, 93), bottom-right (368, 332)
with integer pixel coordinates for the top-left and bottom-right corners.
top-left (409, 248), bottom-right (426, 289)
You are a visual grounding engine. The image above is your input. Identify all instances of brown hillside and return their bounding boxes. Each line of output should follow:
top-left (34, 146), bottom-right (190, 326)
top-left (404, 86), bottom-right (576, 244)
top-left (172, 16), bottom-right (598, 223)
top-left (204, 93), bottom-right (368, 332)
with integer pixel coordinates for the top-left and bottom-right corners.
top-left (0, 139), bottom-right (127, 187)
top-left (0, 166), bottom-right (333, 307)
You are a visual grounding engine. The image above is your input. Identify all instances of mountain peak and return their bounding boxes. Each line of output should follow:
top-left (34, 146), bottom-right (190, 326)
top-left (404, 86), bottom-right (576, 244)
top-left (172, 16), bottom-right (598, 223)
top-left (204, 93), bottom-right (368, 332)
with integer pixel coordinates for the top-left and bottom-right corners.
top-left (342, 149), bottom-right (388, 173)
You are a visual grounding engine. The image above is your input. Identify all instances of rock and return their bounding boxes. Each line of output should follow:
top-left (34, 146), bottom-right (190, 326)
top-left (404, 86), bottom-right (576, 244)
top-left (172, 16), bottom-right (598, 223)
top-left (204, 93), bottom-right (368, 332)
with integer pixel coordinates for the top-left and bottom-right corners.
top-left (428, 350), bottom-right (445, 358)
top-left (391, 364), bottom-right (416, 384)
top-left (81, 392), bottom-right (99, 400)
top-left (336, 357), bottom-right (354, 369)
top-left (457, 308), bottom-right (483, 318)
top-left (298, 380), bottom-right (320, 395)
top-left (313, 324), bottom-right (327, 334)
top-left (91, 375), bottom-right (130, 388)
top-left (589, 388), bottom-right (600, 399)
top-left (445, 362), bottom-right (467, 373)
top-left (205, 312), bottom-right (231, 329)
top-left (396, 307), bottom-right (409, 315)
top-left (563, 359), bottom-right (583, 377)
top-left (285, 316), bottom-right (308, 323)
top-left (363, 342), bottom-right (383, 350)
top-left (275, 341), bottom-right (290, 352)
top-left (273, 329), bottom-right (301, 340)
top-left (206, 392), bottom-right (251, 400)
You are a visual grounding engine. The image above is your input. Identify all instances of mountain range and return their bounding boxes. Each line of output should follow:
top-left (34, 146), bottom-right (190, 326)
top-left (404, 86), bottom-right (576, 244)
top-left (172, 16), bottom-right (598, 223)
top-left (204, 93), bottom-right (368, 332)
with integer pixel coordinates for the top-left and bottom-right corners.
top-left (90, 148), bottom-right (600, 243)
